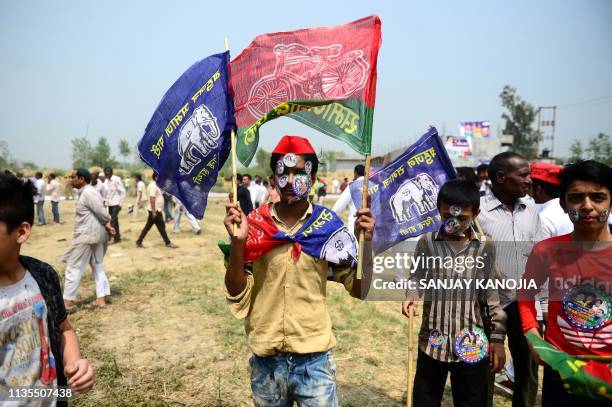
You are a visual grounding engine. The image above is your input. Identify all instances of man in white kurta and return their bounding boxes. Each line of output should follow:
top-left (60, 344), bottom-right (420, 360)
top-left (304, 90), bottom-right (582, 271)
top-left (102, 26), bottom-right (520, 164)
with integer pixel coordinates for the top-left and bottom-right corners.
top-left (61, 168), bottom-right (115, 310)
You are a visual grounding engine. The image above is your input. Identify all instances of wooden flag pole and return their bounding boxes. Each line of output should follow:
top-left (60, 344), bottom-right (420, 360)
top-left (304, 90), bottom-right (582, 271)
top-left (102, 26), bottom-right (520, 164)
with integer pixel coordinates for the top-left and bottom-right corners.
top-left (407, 304), bottom-right (414, 407)
top-left (356, 154), bottom-right (371, 280)
top-left (225, 37), bottom-right (238, 237)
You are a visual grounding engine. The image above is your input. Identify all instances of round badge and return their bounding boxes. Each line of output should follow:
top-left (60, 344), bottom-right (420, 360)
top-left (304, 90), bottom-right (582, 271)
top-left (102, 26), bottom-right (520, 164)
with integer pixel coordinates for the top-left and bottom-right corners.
top-left (292, 174), bottom-right (310, 197)
top-left (449, 205), bottom-right (462, 217)
top-left (561, 284), bottom-right (611, 332)
top-left (444, 217), bottom-right (462, 235)
top-left (277, 175), bottom-right (288, 188)
top-left (283, 153), bottom-right (297, 168)
top-left (305, 161), bottom-right (313, 175)
top-left (598, 209), bottom-right (610, 224)
top-left (454, 327), bottom-right (488, 364)
top-left (276, 160), bottom-right (285, 175)
top-left (428, 330), bottom-right (446, 349)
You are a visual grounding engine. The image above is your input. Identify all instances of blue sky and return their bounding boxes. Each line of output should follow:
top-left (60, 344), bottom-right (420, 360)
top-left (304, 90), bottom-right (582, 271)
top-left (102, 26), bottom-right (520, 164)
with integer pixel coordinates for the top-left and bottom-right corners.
top-left (1, 0), bottom-right (611, 168)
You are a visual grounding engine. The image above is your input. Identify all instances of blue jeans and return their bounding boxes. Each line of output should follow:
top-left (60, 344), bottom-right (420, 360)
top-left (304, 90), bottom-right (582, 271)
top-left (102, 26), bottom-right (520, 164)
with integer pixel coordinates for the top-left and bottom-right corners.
top-left (250, 350), bottom-right (338, 407)
top-left (51, 201), bottom-right (60, 223)
top-left (36, 200), bottom-right (46, 225)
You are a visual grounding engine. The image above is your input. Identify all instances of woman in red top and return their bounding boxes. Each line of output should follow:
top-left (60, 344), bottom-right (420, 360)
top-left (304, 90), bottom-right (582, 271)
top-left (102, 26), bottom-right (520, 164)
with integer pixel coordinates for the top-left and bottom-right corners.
top-left (519, 160), bottom-right (612, 407)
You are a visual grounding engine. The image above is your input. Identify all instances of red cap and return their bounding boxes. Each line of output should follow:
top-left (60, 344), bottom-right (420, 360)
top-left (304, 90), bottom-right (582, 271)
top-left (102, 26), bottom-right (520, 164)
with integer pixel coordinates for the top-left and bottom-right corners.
top-left (531, 162), bottom-right (562, 185)
top-left (272, 135), bottom-right (316, 155)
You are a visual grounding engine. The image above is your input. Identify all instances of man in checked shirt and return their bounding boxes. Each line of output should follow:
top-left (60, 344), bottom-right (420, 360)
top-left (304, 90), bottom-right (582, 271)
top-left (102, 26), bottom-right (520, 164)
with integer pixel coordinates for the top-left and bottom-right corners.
top-left (402, 180), bottom-right (507, 407)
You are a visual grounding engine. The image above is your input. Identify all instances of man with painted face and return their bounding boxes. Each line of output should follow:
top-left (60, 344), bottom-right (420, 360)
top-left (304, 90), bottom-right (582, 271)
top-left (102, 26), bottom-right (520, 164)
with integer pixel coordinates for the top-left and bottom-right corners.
top-left (223, 135), bottom-right (375, 406)
top-left (519, 160), bottom-right (612, 407)
top-left (402, 180), bottom-right (507, 407)
top-left (476, 152), bottom-right (542, 407)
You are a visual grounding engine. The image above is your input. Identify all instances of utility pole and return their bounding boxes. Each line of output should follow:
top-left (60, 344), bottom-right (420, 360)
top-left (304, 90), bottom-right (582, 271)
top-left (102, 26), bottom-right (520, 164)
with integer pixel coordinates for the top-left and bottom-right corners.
top-left (536, 106), bottom-right (556, 159)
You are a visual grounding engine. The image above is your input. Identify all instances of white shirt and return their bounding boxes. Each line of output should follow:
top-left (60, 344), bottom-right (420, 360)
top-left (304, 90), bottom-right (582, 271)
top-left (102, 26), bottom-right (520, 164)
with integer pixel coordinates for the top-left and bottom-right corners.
top-left (33, 178), bottom-right (46, 203)
top-left (332, 176), bottom-right (362, 239)
top-left (0, 271), bottom-right (58, 406)
top-left (477, 188), bottom-right (542, 307)
top-left (104, 175), bottom-right (126, 207)
top-left (147, 181), bottom-right (164, 213)
top-left (136, 180), bottom-right (146, 203)
top-left (249, 183), bottom-right (267, 206)
top-left (46, 179), bottom-right (61, 202)
top-left (537, 198), bottom-right (574, 240)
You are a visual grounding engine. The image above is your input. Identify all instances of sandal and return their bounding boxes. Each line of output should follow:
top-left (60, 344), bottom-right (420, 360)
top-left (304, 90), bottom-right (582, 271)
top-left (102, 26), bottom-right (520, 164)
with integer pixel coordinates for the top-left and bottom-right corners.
top-left (84, 302), bottom-right (107, 310)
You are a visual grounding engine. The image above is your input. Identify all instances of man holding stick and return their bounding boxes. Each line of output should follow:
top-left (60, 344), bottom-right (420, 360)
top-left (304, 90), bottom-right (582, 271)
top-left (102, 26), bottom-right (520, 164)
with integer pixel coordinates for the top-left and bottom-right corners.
top-left (223, 135), bottom-right (375, 406)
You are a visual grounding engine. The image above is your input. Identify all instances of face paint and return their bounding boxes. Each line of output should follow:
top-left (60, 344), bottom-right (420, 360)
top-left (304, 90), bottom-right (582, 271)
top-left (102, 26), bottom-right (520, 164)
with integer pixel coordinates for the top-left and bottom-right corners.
top-left (598, 208), bottom-right (610, 223)
top-left (443, 216), bottom-right (473, 237)
top-left (444, 217), bottom-right (463, 236)
top-left (568, 208), bottom-right (580, 223)
top-left (277, 175), bottom-right (288, 188)
top-left (292, 174), bottom-right (310, 198)
top-left (282, 153), bottom-right (297, 168)
top-left (276, 160), bottom-right (285, 175)
top-left (304, 161), bottom-right (313, 175)
top-left (449, 205), bottom-right (462, 217)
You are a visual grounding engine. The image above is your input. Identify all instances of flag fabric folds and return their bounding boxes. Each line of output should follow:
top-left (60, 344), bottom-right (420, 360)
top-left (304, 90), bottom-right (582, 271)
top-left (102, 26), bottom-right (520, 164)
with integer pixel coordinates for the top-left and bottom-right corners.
top-left (230, 15), bottom-right (382, 166)
top-left (350, 127), bottom-right (456, 255)
top-left (220, 204), bottom-right (358, 267)
top-left (138, 52), bottom-right (235, 219)
top-left (525, 332), bottom-right (612, 402)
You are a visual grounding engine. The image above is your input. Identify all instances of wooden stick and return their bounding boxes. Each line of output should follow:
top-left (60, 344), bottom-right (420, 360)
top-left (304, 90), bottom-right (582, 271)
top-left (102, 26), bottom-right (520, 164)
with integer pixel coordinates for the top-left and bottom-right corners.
top-left (225, 37), bottom-right (238, 237)
top-left (356, 154), bottom-right (371, 280)
top-left (573, 355), bottom-right (612, 362)
top-left (407, 304), bottom-right (414, 407)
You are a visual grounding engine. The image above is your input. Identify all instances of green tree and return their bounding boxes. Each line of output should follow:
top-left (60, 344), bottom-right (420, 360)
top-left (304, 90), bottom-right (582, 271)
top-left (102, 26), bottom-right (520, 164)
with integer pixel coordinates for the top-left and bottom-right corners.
top-left (118, 139), bottom-right (131, 161)
top-left (71, 137), bottom-right (93, 168)
top-left (0, 140), bottom-right (10, 169)
top-left (569, 140), bottom-right (583, 162)
top-left (586, 133), bottom-right (612, 165)
top-left (253, 148), bottom-right (272, 176)
top-left (90, 137), bottom-right (117, 168)
top-left (319, 150), bottom-right (337, 175)
top-left (500, 85), bottom-right (538, 159)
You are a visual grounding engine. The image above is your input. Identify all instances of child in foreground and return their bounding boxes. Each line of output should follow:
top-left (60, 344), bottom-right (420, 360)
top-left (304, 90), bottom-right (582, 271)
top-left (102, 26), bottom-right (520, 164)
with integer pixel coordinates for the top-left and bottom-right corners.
top-left (402, 180), bottom-right (506, 407)
top-left (0, 172), bottom-right (93, 406)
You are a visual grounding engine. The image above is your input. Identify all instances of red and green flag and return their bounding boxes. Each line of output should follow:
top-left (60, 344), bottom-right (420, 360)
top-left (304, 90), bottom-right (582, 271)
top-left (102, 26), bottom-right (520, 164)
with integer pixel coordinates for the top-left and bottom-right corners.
top-left (230, 15), bottom-right (382, 166)
top-left (525, 332), bottom-right (612, 402)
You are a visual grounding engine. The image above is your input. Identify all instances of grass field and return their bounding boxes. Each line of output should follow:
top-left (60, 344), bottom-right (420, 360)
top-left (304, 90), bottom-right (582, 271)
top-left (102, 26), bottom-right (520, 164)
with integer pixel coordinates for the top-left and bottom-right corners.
top-left (22, 198), bottom-right (518, 406)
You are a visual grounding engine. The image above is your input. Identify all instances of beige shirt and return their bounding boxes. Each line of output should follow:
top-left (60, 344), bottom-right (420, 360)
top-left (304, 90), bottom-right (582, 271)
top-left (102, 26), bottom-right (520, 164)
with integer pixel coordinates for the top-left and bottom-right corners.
top-left (147, 181), bottom-right (164, 213)
top-left (226, 203), bottom-right (357, 356)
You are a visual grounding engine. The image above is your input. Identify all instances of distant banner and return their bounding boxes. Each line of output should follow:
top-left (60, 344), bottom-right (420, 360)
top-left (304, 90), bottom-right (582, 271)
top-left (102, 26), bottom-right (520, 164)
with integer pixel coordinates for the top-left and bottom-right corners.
top-left (350, 127), bottom-right (456, 254)
top-left (460, 121), bottom-right (491, 138)
top-left (444, 135), bottom-right (472, 157)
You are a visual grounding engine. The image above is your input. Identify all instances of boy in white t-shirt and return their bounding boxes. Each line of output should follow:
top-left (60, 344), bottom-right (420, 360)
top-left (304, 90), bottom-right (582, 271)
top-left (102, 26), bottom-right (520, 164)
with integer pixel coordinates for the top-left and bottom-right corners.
top-left (0, 172), bottom-right (93, 406)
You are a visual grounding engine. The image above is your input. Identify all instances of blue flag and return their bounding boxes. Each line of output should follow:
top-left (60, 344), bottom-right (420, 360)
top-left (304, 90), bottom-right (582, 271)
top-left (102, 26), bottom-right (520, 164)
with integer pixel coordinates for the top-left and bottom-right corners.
top-left (351, 127), bottom-right (456, 254)
top-left (138, 52), bottom-right (235, 219)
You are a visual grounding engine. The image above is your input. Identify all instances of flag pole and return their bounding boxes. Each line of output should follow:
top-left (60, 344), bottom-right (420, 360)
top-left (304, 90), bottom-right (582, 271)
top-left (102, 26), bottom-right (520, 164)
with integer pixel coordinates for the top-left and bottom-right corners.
top-left (356, 154), bottom-right (371, 280)
top-left (225, 37), bottom-right (238, 237)
top-left (407, 304), bottom-right (414, 407)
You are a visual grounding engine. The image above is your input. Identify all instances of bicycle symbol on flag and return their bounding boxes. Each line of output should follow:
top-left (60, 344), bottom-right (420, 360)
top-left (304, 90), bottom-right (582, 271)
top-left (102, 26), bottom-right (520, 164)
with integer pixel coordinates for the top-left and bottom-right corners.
top-left (246, 43), bottom-right (370, 119)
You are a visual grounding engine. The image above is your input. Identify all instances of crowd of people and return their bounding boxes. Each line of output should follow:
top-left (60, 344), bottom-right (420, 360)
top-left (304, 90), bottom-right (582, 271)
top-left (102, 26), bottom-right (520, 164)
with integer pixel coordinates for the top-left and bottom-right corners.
top-left (1, 137), bottom-right (610, 406)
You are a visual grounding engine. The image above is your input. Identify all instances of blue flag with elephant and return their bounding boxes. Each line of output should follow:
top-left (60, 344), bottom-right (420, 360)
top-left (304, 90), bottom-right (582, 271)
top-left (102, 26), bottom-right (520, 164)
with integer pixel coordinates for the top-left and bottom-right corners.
top-left (350, 127), bottom-right (456, 254)
top-left (138, 51), bottom-right (235, 219)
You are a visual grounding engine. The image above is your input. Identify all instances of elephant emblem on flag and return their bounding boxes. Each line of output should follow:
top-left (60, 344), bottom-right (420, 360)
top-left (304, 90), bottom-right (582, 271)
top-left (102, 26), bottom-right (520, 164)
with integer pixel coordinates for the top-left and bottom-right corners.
top-left (178, 105), bottom-right (221, 174)
top-left (389, 173), bottom-right (439, 224)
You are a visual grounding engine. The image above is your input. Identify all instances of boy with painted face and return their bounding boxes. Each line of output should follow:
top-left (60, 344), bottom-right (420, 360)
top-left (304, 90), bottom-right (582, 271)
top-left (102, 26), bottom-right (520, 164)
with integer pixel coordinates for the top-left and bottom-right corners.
top-left (223, 135), bottom-right (376, 406)
top-left (402, 180), bottom-right (507, 407)
top-left (519, 160), bottom-right (612, 407)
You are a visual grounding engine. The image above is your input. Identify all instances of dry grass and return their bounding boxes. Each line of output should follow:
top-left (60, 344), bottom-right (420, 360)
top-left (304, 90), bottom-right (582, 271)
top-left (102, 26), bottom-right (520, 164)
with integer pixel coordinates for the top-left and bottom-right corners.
top-left (22, 198), bottom-right (517, 406)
